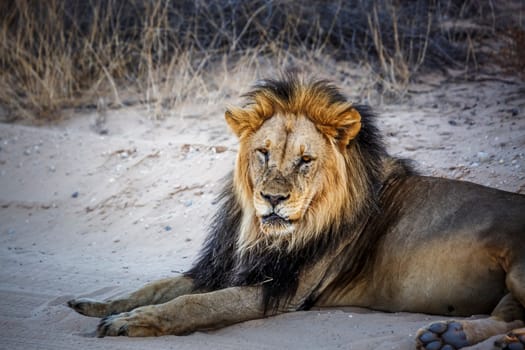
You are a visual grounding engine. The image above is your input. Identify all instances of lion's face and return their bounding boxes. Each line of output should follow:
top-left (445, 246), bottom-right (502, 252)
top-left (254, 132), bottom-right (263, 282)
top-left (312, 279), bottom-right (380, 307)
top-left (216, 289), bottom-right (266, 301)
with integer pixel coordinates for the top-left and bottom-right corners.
top-left (225, 78), bottom-right (363, 248)
top-left (248, 114), bottom-right (328, 235)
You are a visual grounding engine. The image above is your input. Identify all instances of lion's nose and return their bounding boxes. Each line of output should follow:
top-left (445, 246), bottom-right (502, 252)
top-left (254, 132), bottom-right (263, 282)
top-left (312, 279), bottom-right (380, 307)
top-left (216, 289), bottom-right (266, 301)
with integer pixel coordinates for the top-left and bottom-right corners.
top-left (260, 192), bottom-right (290, 207)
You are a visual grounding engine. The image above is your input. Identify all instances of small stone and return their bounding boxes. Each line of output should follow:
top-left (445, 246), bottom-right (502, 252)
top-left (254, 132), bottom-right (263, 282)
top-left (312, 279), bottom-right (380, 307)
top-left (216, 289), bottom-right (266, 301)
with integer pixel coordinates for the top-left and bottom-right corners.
top-left (24, 148), bottom-right (31, 156)
top-left (448, 120), bottom-right (457, 126)
top-left (164, 225), bottom-right (172, 231)
top-left (184, 200), bottom-right (193, 207)
top-left (71, 191), bottom-right (79, 198)
top-left (477, 152), bottom-right (490, 163)
top-left (48, 165), bottom-right (56, 172)
top-left (213, 146), bottom-right (228, 153)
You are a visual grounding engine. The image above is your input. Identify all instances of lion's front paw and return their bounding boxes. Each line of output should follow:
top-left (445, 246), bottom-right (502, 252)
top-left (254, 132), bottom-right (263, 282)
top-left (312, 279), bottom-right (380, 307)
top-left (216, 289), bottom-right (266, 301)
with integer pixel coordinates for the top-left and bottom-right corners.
top-left (67, 298), bottom-right (111, 317)
top-left (416, 321), bottom-right (470, 350)
top-left (97, 308), bottom-right (163, 337)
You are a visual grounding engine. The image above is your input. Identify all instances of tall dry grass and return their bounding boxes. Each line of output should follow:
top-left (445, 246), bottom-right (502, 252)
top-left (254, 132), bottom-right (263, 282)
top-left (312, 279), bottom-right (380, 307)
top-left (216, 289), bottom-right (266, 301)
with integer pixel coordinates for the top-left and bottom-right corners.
top-left (0, 0), bottom-right (521, 121)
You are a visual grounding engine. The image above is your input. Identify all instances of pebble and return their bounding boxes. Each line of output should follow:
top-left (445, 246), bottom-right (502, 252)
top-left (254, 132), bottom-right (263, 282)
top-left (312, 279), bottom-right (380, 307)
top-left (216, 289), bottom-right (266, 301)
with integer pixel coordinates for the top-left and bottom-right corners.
top-left (164, 225), bottom-right (172, 231)
top-left (71, 192), bottom-right (79, 198)
top-left (213, 146), bottom-right (228, 153)
top-left (477, 151), bottom-right (490, 163)
top-left (183, 200), bottom-right (193, 207)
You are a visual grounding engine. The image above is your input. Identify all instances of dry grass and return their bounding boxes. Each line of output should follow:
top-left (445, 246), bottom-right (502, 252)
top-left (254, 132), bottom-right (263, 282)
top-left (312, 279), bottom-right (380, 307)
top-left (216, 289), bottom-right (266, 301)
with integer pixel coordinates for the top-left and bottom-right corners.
top-left (497, 27), bottom-right (525, 79)
top-left (0, 0), bottom-right (522, 121)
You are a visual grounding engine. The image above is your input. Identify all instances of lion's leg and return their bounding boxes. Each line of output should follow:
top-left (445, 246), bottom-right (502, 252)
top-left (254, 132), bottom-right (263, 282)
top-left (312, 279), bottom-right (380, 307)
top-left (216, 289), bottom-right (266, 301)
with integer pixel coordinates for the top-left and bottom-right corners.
top-left (68, 275), bottom-right (196, 318)
top-left (506, 264), bottom-right (525, 313)
top-left (416, 294), bottom-right (524, 350)
top-left (96, 286), bottom-right (266, 337)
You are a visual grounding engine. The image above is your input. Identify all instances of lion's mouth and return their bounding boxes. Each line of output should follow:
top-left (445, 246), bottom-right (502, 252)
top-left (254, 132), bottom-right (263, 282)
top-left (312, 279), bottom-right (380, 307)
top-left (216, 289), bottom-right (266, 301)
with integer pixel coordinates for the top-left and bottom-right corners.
top-left (261, 213), bottom-right (290, 224)
top-left (260, 213), bottom-right (295, 235)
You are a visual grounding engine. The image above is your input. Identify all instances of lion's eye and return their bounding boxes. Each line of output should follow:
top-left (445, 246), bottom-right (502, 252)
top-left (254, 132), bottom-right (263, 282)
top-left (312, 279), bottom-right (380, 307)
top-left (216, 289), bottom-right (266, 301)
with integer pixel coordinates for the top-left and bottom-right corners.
top-left (256, 148), bottom-right (269, 162)
top-left (300, 155), bottom-right (314, 165)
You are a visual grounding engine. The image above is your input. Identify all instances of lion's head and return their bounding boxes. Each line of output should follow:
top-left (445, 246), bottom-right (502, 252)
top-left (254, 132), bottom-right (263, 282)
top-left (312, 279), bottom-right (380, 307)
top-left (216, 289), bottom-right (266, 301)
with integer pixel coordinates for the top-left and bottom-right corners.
top-left (187, 76), bottom-right (393, 310)
top-left (225, 77), bottom-right (381, 252)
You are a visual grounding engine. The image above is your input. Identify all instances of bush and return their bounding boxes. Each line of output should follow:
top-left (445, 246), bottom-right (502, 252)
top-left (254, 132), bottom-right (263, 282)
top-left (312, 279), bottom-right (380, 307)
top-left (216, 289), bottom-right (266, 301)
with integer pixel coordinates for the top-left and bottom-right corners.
top-left (0, 0), bottom-right (519, 120)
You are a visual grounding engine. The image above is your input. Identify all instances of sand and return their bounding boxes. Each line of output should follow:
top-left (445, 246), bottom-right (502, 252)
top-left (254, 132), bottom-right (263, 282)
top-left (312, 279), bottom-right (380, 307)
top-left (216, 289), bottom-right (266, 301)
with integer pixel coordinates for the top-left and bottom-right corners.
top-left (0, 74), bottom-right (524, 350)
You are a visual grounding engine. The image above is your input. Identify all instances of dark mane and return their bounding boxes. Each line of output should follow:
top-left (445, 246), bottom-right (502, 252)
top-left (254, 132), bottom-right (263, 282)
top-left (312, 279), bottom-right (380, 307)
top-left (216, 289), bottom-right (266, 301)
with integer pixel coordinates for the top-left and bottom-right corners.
top-left (185, 77), bottom-right (414, 312)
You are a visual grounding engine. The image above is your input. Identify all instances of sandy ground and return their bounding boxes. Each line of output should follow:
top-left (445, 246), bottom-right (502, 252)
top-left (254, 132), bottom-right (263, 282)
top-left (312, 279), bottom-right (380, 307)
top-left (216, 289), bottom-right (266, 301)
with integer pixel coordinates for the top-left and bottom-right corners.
top-left (0, 74), bottom-right (524, 350)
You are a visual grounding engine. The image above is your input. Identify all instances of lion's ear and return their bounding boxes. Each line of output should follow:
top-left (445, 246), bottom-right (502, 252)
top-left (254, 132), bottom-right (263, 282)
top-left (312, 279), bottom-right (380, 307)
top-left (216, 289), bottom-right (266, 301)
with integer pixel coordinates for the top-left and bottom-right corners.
top-left (225, 108), bottom-right (256, 139)
top-left (336, 108), bottom-right (361, 147)
top-left (226, 106), bottom-right (268, 140)
top-left (318, 108), bottom-right (361, 149)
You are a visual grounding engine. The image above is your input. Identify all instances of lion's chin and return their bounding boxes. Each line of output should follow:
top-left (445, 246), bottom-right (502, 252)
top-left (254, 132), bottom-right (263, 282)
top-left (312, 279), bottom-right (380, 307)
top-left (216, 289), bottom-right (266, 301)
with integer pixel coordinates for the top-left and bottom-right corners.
top-left (259, 214), bottom-right (295, 236)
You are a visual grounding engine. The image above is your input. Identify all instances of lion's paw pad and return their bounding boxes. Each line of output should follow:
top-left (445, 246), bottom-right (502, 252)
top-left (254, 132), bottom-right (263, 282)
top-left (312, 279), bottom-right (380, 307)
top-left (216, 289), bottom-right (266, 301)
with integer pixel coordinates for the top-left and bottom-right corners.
top-left (417, 321), bottom-right (469, 350)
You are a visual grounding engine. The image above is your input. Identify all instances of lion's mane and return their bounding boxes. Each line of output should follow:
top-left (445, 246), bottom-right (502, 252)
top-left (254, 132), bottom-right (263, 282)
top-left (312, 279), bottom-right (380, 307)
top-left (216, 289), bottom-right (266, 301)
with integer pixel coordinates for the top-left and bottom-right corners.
top-left (185, 76), bottom-right (413, 312)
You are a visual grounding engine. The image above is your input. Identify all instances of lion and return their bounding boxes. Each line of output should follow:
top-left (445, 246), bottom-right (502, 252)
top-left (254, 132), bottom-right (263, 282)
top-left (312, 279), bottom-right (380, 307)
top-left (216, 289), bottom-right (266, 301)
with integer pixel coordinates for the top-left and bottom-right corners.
top-left (68, 76), bottom-right (525, 349)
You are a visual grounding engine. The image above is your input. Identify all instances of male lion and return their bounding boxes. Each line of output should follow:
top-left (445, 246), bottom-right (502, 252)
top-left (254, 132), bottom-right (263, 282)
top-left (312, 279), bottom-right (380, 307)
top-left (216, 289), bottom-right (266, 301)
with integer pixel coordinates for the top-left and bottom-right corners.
top-left (68, 76), bottom-right (525, 349)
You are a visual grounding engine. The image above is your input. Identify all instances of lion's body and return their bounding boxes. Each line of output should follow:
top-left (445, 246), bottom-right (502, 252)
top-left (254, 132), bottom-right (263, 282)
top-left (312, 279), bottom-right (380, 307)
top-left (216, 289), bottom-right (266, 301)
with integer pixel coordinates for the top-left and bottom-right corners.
top-left (68, 77), bottom-right (525, 349)
top-left (317, 176), bottom-right (525, 317)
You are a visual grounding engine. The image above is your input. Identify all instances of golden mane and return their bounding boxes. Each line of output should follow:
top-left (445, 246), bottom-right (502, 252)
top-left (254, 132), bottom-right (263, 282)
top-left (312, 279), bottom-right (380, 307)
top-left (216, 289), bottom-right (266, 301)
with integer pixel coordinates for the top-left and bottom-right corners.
top-left (225, 78), bottom-right (362, 147)
top-left (225, 77), bottom-right (379, 254)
